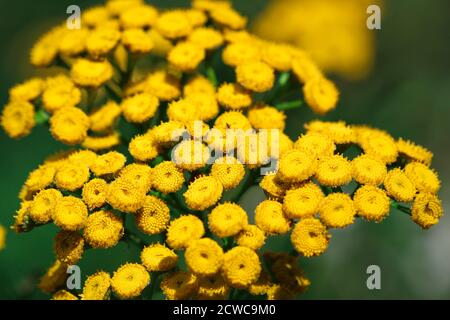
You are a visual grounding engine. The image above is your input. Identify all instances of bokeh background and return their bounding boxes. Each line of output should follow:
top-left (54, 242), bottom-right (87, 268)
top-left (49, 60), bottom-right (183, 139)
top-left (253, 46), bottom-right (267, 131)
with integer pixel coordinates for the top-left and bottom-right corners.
top-left (0, 0), bottom-right (449, 299)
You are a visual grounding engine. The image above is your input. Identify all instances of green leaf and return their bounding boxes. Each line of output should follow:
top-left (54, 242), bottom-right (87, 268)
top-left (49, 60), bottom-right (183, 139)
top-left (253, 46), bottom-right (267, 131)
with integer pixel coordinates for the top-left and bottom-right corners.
top-left (34, 109), bottom-right (49, 125)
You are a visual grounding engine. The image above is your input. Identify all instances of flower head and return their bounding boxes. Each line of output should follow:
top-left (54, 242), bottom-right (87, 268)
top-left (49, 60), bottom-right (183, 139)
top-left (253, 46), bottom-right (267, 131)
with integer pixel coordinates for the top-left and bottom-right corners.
top-left (83, 210), bottom-right (124, 248)
top-left (111, 263), bottom-right (150, 299)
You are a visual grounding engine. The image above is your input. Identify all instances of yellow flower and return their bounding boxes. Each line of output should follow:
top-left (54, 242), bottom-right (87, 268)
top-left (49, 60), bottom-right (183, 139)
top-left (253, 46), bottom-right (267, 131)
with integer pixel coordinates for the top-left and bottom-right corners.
top-left (42, 75), bottom-right (82, 113)
top-left (404, 162), bottom-right (440, 194)
top-left (142, 70), bottom-right (181, 101)
top-left (167, 98), bottom-right (199, 124)
top-left (359, 131), bottom-right (399, 164)
top-left (82, 132), bottom-right (121, 151)
top-left (52, 290), bottom-right (78, 300)
top-left (68, 149), bottom-right (98, 168)
top-left (276, 149), bottom-right (317, 183)
top-left (222, 246), bottom-right (261, 288)
top-left (119, 163), bottom-right (153, 193)
top-left (255, 200), bottom-right (291, 235)
top-left (106, 0), bottom-right (144, 16)
top-left (30, 188), bottom-right (62, 224)
top-left (236, 61), bottom-right (275, 93)
top-left (214, 110), bottom-right (252, 133)
top-left (210, 156), bottom-right (245, 190)
top-left (184, 75), bottom-right (216, 97)
top-left (39, 260), bottom-right (68, 294)
top-left (54, 162), bottom-right (90, 191)
top-left (58, 28), bottom-right (88, 56)
top-left (121, 28), bottom-right (154, 54)
top-left (0, 225), bottom-right (6, 251)
top-left (86, 27), bottom-right (121, 58)
top-left (208, 202), bottom-right (248, 238)
top-left (192, 0), bottom-right (231, 12)
top-left (82, 6), bottom-right (111, 28)
top-left (291, 55), bottom-right (323, 83)
top-left (54, 231), bottom-right (85, 265)
top-left (82, 178), bottom-right (108, 210)
top-left (91, 151), bottom-right (126, 176)
top-left (305, 120), bottom-right (356, 145)
top-left (9, 77), bottom-right (44, 102)
top-left (70, 58), bottom-right (113, 87)
top-left (222, 42), bottom-right (261, 67)
top-left (397, 138), bottom-right (433, 166)
top-left (121, 93), bottom-right (159, 123)
top-left (261, 42), bottom-right (294, 71)
top-left (129, 133), bottom-right (159, 162)
top-left (166, 215), bottom-right (205, 250)
top-left (184, 175), bottom-right (223, 211)
top-left (315, 155), bottom-right (352, 187)
top-left (353, 185), bottom-right (390, 222)
top-left (351, 154), bottom-right (387, 186)
top-left (303, 77), bottom-right (339, 115)
top-left (294, 132), bottom-right (336, 159)
top-left (412, 193), bottom-right (443, 229)
top-left (210, 7), bottom-right (247, 30)
top-left (156, 10), bottom-right (193, 39)
top-left (1, 100), bottom-right (35, 139)
top-left (168, 41), bottom-right (205, 72)
top-left (111, 263), bottom-right (150, 299)
top-left (173, 140), bottom-right (211, 171)
top-left (319, 193), bottom-right (356, 229)
top-left (188, 27), bottom-right (224, 50)
top-left (283, 182), bottom-right (324, 219)
top-left (197, 274), bottom-right (229, 300)
top-left (161, 271), bottom-right (198, 300)
top-left (152, 120), bottom-right (185, 146)
top-left (248, 271), bottom-right (272, 296)
top-left (81, 271), bottom-right (111, 300)
top-left (185, 9), bottom-right (208, 27)
top-left (30, 26), bottom-right (65, 67)
top-left (119, 5), bottom-right (158, 29)
top-left (248, 105), bottom-right (286, 130)
top-left (185, 120), bottom-right (210, 140)
top-left (235, 225), bottom-right (266, 251)
top-left (53, 196), bottom-right (88, 231)
top-left (107, 178), bottom-right (146, 213)
top-left (83, 210), bottom-right (124, 249)
top-left (50, 107), bottom-right (90, 145)
top-left (259, 173), bottom-right (287, 200)
top-left (152, 161), bottom-right (184, 194)
top-left (291, 218), bottom-right (330, 257)
top-left (185, 238), bottom-right (224, 276)
top-left (384, 168), bottom-right (416, 202)
top-left (185, 92), bottom-right (219, 121)
top-left (217, 83), bottom-right (252, 110)
top-left (136, 196), bottom-right (170, 235)
top-left (141, 243), bottom-right (178, 272)
top-left (24, 165), bottom-right (56, 193)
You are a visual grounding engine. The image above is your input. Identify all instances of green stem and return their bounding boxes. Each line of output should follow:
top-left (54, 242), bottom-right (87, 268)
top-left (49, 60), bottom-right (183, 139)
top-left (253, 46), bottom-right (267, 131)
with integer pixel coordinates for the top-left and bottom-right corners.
top-left (105, 80), bottom-right (123, 100)
top-left (391, 201), bottom-right (412, 216)
top-left (275, 100), bottom-right (303, 111)
top-left (230, 169), bottom-right (259, 204)
top-left (206, 66), bottom-right (218, 87)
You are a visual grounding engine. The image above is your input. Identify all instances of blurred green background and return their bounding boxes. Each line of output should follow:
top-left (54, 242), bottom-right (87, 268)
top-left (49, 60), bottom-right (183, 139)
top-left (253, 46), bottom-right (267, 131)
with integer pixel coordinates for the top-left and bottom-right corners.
top-left (0, 0), bottom-right (449, 299)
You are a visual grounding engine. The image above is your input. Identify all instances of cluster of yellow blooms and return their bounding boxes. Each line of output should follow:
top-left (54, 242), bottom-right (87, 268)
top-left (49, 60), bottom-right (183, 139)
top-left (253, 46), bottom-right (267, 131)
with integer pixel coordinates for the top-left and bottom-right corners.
top-left (254, 0), bottom-right (381, 80)
top-left (0, 0), bottom-right (443, 300)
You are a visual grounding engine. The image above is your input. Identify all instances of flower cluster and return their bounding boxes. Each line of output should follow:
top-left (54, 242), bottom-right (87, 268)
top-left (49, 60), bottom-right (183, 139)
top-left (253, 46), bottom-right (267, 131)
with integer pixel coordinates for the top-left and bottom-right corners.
top-left (1, 0), bottom-right (443, 301)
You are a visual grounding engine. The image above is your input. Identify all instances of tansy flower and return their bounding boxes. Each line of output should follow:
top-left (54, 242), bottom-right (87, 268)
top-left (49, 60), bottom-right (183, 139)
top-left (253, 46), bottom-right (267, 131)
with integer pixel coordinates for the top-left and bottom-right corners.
top-left (50, 107), bottom-right (90, 145)
top-left (86, 27), bottom-right (121, 58)
top-left (185, 92), bottom-right (219, 121)
top-left (82, 178), bottom-right (108, 210)
top-left (184, 75), bottom-right (216, 97)
top-left (210, 7), bottom-right (247, 30)
top-left (142, 70), bottom-right (181, 101)
top-left (54, 231), bottom-right (85, 265)
top-left (0, 225), bottom-right (6, 251)
top-left (236, 61), bottom-right (275, 93)
top-left (13, 201), bottom-right (33, 233)
top-left (290, 218), bottom-right (330, 257)
top-left (185, 120), bottom-right (210, 140)
top-left (214, 111), bottom-right (252, 134)
top-left (107, 178), bottom-right (146, 213)
top-left (111, 263), bottom-right (150, 299)
top-left (166, 215), bottom-right (205, 250)
top-left (397, 138), bottom-right (433, 166)
top-left (83, 210), bottom-right (124, 249)
top-left (81, 271), bottom-right (111, 300)
top-left (42, 76), bottom-right (82, 113)
top-left (82, 132), bottom-right (121, 151)
top-left (147, 29), bottom-right (174, 56)
top-left (53, 196), bottom-right (88, 231)
top-left (303, 77), bottom-right (339, 115)
top-left (412, 193), bottom-right (443, 229)
top-left (82, 6), bottom-right (111, 28)
top-left (25, 165), bottom-right (56, 193)
top-left (255, 200), bottom-right (291, 235)
top-left (197, 274), bottom-right (229, 300)
top-left (184, 175), bottom-right (223, 211)
top-left (160, 271), bottom-right (198, 300)
top-left (119, 163), bottom-right (153, 193)
top-left (222, 246), bottom-right (261, 288)
top-left (276, 149), bottom-right (317, 183)
top-left (135, 196), bottom-right (170, 235)
top-left (291, 55), bottom-right (323, 83)
top-left (141, 243), bottom-right (178, 272)
top-left (217, 83), bottom-right (252, 110)
top-left (319, 193), bottom-right (356, 229)
top-left (91, 151), bottom-right (126, 176)
top-left (119, 5), bottom-right (158, 29)
top-left (188, 27), bottom-right (224, 50)
top-left (236, 132), bottom-right (271, 169)
top-left (89, 101), bottom-right (121, 133)
top-left (167, 98), bottom-right (199, 124)
top-left (404, 162), bottom-right (440, 194)
top-left (30, 26), bottom-right (65, 67)
top-left (235, 225), bottom-right (266, 251)
top-left (129, 133), bottom-right (159, 162)
top-left (1, 100), bottom-right (35, 139)
top-left (52, 290), bottom-right (78, 300)
top-left (152, 161), bottom-right (184, 194)
top-left (210, 156), bottom-right (245, 190)
top-left (359, 132), bottom-right (399, 164)
top-left (384, 168), bottom-right (416, 202)
top-left (39, 260), bottom-right (68, 294)
top-left (121, 93), bottom-right (159, 123)
top-left (54, 163), bottom-right (90, 191)
top-left (192, 0), bottom-right (231, 12)
top-left (168, 41), bottom-right (205, 72)
top-left (208, 202), bottom-right (248, 238)
top-left (261, 42), bottom-right (293, 71)
top-left (152, 120), bottom-right (185, 146)
top-left (185, 238), bottom-right (224, 276)
top-left (156, 10), bottom-right (193, 39)
top-left (248, 272), bottom-right (273, 296)
top-left (106, 0), bottom-right (144, 16)
top-left (121, 28), bottom-right (154, 54)
top-left (305, 120), bottom-right (356, 145)
top-left (68, 149), bottom-right (98, 168)
top-left (351, 154), bottom-right (387, 186)
top-left (222, 42), bottom-right (261, 67)
top-left (294, 132), bottom-right (336, 159)
top-left (172, 140), bottom-right (211, 171)
top-left (315, 155), bottom-right (352, 187)
top-left (259, 173), bottom-right (287, 200)
top-left (185, 9), bottom-right (208, 27)
top-left (9, 77), bottom-right (44, 102)
top-left (353, 185), bottom-right (390, 222)
top-left (30, 189), bottom-right (62, 224)
top-left (283, 182), bottom-right (324, 219)
top-left (70, 58), bottom-right (113, 88)
top-left (248, 105), bottom-right (286, 131)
